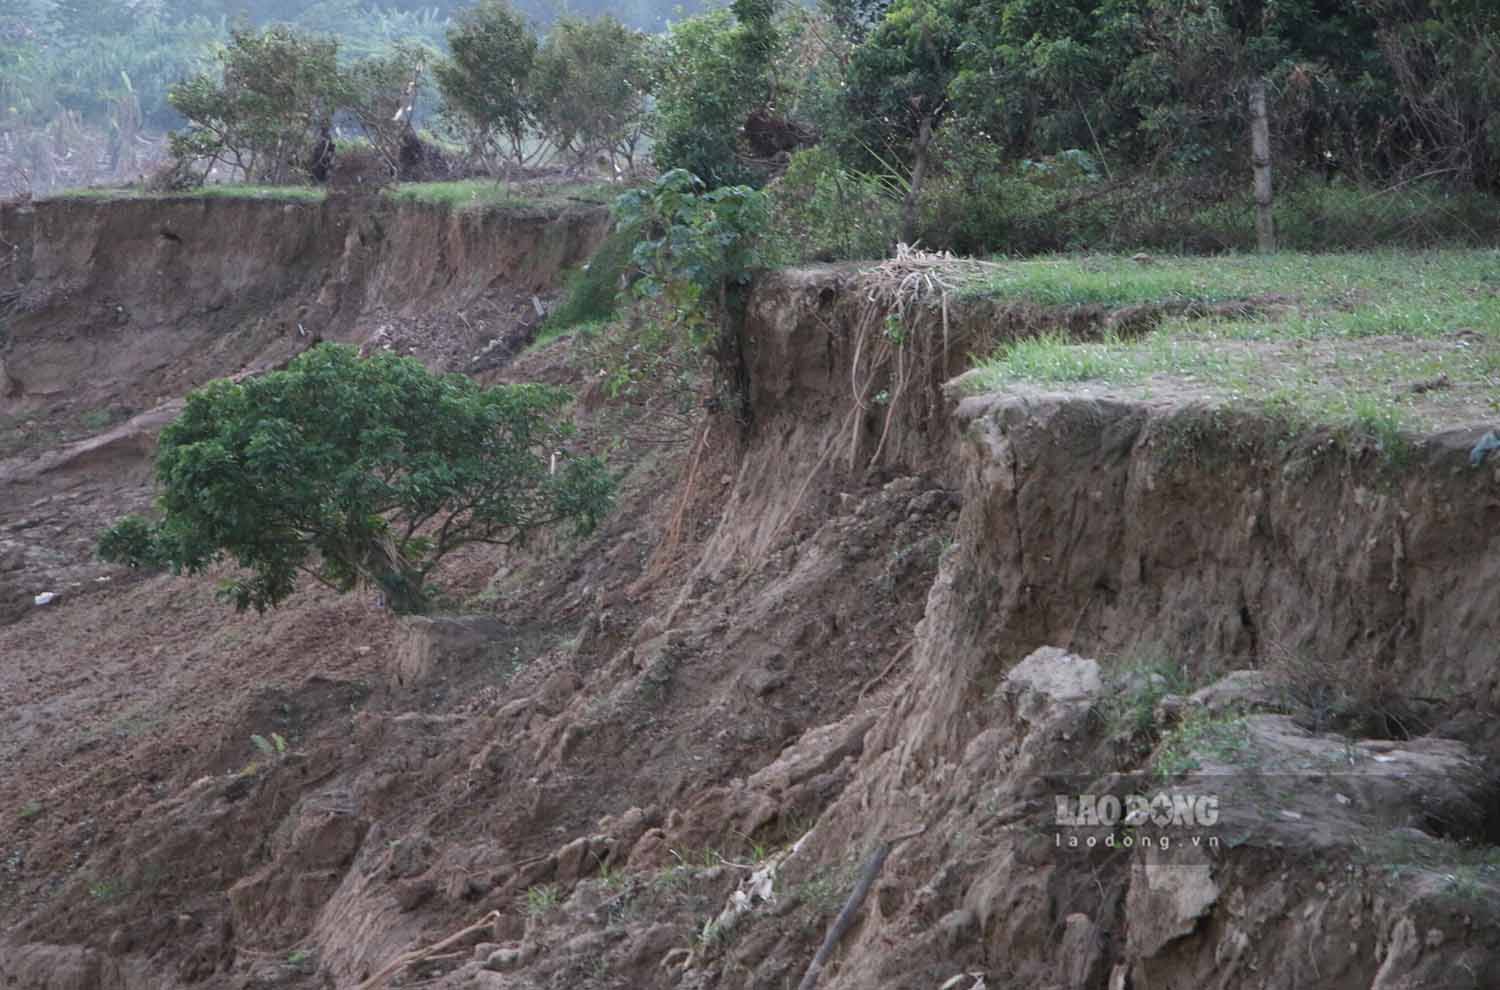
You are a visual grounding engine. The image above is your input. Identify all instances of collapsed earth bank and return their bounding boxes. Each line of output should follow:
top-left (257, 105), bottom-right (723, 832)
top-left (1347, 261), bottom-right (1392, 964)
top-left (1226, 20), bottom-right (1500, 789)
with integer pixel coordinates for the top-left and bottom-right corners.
top-left (2, 199), bottom-right (1499, 989)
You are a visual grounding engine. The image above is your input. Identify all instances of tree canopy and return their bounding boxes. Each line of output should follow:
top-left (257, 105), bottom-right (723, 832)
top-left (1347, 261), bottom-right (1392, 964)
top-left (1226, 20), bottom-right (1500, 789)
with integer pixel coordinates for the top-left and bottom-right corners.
top-left (167, 24), bottom-right (346, 185)
top-left (530, 15), bottom-right (651, 167)
top-left (432, 0), bottom-right (536, 165)
top-left (98, 344), bottom-right (614, 615)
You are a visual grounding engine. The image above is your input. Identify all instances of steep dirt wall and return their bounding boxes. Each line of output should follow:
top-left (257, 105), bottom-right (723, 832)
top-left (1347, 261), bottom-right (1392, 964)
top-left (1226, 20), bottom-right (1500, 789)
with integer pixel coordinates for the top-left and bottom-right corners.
top-left (611, 269), bottom-right (1500, 988)
top-left (0, 193), bottom-right (606, 624)
top-left (6, 240), bottom-right (1500, 990)
top-left (853, 391), bottom-right (1500, 773)
top-left (0, 195), bottom-right (608, 407)
top-left (752, 389), bottom-right (1500, 989)
top-left (715, 270), bottom-right (1500, 749)
top-left (683, 266), bottom-right (979, 583)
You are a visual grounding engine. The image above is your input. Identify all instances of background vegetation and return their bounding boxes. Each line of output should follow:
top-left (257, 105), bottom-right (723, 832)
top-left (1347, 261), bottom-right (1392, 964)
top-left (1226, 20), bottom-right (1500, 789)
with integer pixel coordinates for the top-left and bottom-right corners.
top-left (7, 0), bottom-right (1500, 250)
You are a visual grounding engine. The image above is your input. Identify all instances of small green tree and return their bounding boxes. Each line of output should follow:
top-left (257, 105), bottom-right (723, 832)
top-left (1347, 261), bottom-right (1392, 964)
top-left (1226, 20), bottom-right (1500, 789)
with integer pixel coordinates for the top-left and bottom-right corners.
top-left (98, 344), bottom-right (613, 615)
top-left (649, 9), bottom-right (762, 187)
top-left (433, 0), bottom-right (537, 166)
top-left (531, 15), bottom-right (651, 168)
top-left (612, 169), bottom-right (770, 420)
top-left (166, 25), bottom-right (345, 185)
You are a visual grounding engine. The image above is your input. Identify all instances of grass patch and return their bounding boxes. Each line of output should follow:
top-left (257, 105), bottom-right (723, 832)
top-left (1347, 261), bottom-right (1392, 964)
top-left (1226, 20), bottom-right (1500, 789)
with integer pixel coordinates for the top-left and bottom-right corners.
top-left (191, 184), bottom-right (326, 202)
top-left (969, 260), bottom-right (1241, 307)
top-left (49, 184), bottom-right (326, 203)
top-left (1096, 654), bottom-right (1195, 741)
top-left (48, 178), bottom-right (623, 210)
top-left (961, 249), bottom-right (1500, 450)
top-left (965, 250), bottom-right (1500, 314)
top-left (385, 178), bottom-right (618, 211)
top-left (523, 882), bottom-right (561, 916)
top-left (986, 332), bottom-right (1128, 383)
top-left (88, 876), bottom-right (128, 901)
top-left (1367, 832), bottom-right (1500, 908)
top-left (790, 859), bottom-right (861, 917)
top-left (1154, 711), bottom-right (1255, 777)
top-left (540, 225), bottom-right (638, 337)
top-left (530, 316), bottom-right (607, 352)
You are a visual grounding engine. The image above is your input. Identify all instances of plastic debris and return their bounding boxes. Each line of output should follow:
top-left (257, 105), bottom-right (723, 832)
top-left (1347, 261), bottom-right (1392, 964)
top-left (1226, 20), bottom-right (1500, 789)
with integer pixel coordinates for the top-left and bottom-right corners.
top-left (1469, 431), bottom-right (1500, 467)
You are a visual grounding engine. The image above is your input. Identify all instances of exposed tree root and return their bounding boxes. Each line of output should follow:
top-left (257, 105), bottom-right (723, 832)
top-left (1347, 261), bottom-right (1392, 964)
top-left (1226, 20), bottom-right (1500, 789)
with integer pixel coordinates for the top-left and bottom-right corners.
top-left (796, 826), bottom-right (927, 990)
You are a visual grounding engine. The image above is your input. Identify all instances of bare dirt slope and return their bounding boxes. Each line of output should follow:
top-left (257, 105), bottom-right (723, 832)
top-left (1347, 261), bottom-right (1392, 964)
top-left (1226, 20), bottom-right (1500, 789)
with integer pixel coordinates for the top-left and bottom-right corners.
top-left (0, 194), bottom-right (609, 621)
top-left (4, 197), bottom-right (1500, 990)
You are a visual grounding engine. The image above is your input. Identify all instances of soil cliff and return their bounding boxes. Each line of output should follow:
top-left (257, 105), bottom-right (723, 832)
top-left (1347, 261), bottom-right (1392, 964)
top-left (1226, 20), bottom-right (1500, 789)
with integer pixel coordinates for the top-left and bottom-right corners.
top-left (3, 198), bottom-right (1499, 990)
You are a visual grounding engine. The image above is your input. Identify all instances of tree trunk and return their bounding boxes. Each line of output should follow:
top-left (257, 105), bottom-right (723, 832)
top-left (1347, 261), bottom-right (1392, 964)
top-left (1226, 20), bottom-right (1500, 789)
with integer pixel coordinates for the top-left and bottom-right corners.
top-left (901, 111), bottom-right (935, 247)
top-left (1249, 78), bottom-right (1276, 253)
top-left (362, 534), bottom-right (429, 614)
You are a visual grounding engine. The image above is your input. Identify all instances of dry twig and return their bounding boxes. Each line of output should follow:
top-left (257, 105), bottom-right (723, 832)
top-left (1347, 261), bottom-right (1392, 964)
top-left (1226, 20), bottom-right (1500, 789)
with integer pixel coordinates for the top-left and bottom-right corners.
top-left (355, 910), bottom-right (500, 990)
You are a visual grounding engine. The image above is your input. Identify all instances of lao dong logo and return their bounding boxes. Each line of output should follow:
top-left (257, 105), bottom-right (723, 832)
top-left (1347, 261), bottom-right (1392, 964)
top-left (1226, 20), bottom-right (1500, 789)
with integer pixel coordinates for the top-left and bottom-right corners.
top-left (1055, 791), bottom-right (1219, 828)
top-left (1052, 791), bottom-right (1221, 853)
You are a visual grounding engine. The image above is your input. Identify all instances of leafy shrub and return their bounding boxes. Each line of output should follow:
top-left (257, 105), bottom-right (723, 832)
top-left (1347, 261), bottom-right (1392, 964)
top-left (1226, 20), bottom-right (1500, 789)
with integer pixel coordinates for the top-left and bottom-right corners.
top-left (914, 134), bottom-right (1102, 255)
top-left (568, 170), bottom-right (772, 440)
top-left (767, 147), bottom-right (900, 261)
top-left (614, 169), bottom-right (770, 347)
top-left (649, 10), bottom-right (756, 188)
top-left (544, 226), bottom-right (637, 333)
top-left (99, 343), bottom-right (613, 614)
top-left (1263, 181), bottom-right (1500, 252)
top-left (167, 25), bottom-right (344, 185)
top-left (648, 0), bottom-right (795, 189)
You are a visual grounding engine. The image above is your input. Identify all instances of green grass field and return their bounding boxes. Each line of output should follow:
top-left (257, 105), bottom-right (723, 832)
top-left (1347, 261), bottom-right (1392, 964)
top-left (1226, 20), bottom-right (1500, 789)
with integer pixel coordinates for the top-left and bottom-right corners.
top-left (384, 178), bottom-right (619, 210)
top-left (53, 183), bottom-right (327, 203)
top-left (47, 178), bottom-right (622, 211)
top-left (960, 250), bottom-right (1500, 450)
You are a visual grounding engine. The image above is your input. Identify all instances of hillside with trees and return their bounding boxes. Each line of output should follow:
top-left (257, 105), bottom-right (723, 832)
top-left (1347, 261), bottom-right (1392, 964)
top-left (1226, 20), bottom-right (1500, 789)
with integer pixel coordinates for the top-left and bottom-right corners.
top-left (8, 0), bottom-right (1496, 253)
top-left (0, 0), bottom-right (704, 192)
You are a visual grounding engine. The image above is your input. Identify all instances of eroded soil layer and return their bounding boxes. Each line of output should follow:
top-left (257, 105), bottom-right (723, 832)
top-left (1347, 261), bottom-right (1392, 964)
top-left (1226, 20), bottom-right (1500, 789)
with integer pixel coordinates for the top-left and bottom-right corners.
top-left (3, 209), bottom-right (1498, 989)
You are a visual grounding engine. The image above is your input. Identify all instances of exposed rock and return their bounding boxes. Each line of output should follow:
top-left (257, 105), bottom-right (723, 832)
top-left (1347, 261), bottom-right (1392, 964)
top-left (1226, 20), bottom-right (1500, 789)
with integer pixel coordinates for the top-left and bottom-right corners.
top-left (483, 946), bottom-right (525, 971)
top-left (0, 943), bottom-right (114, 989)
top-left (626, 828), bottom-right (670, 872)
top-left (935, 909), bottom-right (976, 949)
top-left (554, 835), bottom-right (593, 885)
top-left (1187, 669), bottom-right (1282, 715)
top-left (1125, 854), bottom-right (1220, 958)
top-left (1005, 646), bottom-right (1103, 709)
top-left (391, 615), bottom-right (508, 689)
top-left (1059, 914), bottom-right (1105, 989)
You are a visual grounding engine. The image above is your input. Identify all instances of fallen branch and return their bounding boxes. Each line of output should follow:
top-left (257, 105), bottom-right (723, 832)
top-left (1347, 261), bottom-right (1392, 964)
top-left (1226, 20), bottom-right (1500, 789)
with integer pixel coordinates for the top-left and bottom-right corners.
top-left (796, 827), bottom-right (926, 990)
top-left (355, 910), bottom-right (500, 990)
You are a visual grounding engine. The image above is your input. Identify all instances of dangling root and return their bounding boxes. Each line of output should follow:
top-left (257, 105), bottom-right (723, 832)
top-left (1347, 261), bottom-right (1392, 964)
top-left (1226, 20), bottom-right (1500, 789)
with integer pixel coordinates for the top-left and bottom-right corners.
top-left (766, 247), bottom-right (1000, 556)
top-left (636, 421), bottom-right (714, 591)
top-left (843, 245), bottom-right (998, 474)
